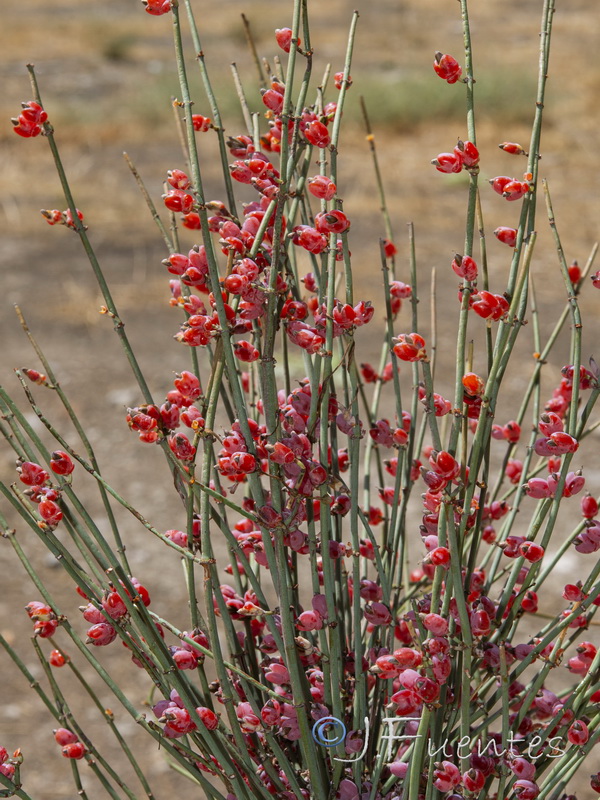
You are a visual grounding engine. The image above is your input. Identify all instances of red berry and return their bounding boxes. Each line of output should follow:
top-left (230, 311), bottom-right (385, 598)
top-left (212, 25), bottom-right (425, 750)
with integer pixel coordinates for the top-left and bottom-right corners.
top-left (22, 368), bottom-right (47, 384)
top-left (49, 649), bottom-right (67, 667)
top-left (567, 260), bottom-right (581, 283)
top-left (196, 706), bottom-right (219, 730)
top-left (38, 498), bottom-right (63, 527)
top-left (334, 71), bottom-right (352, 90)
top-left (428, 546), bottom-right (450, 567)
top-left (275, 28), bottom-right (300, 53)
top-left (314, 210), bottom-right (350, 234)
top-left (567, 720), bottom-right (589, 745)
top-left (142, 0), bottom-right (171, 15)
top-left (431, 152), bottom-right (463, 173)
top-left (54, 728), bottom-right (78, 746)
top-left (86, 622), bottom-right (117, 647)
top-left (61, 742), bottom-right (87, 759)
top-left (519, 541), bottom-right (545, 563)
top-left (392, 333), bottom-right (426, 362)
top-left (499, 141), bottom-right (527, 155)
top-left (383, 239), bottom-right (397, 258)
top-left (581, 494), bottom-right (599, 518)
top-left (462, 372), bottom-right (485, 396)
top-left (454, 139), bottom-right (479, 168)
top-left (303, 120), bottom-right (330, 148)
top-left (494, 226), bottom-right (518, 247)
top-left (17, 461), bottom-right (49, 486)
top-left (50, 450), bottom-right (74, 476)
top-left (168, 433), bottom-right (197, 461)
top-left (191, 115), bottom-right (211, 132)
top-left (452, 254), bottom-right (478, 281)
top-left (307, 175), bottom-right (336, 200)
top-left (233, 340), bottom-right (260, 363)
top-left (102, 590), bottom-right (128, 620)
top-left (502, 179), bottom-right (528, 201)
top-left (433, 52), bottom-right (462, 84)
top-left (490, 176), bottom-right (512, 195)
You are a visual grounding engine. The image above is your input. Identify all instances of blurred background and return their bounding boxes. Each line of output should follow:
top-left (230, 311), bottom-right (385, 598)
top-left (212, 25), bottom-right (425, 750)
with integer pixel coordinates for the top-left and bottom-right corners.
top-left (1, 0), bottom-right (599, 796)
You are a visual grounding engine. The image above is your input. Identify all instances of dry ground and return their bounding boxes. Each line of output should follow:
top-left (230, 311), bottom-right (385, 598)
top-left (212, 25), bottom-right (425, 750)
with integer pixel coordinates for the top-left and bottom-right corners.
top-left (1, 0), bottom-right (599, 797)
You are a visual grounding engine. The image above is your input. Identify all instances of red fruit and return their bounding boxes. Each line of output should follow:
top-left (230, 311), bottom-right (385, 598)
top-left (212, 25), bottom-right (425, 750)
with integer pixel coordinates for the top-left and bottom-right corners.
top-left (454, 139), bottom-right (479, 168)
top-left (34, 618), bottom-right (58, 638)
top-left (391, 688), bottom-right (423, 714)
top-left (49, 649), bottom-right (67, 667)
top-left (490, 176), bottom-right (512, 195)
top-left (162, 706), bottom-right (197, 735)
top-left (26, 601), bottom-right (52, 620)
top-left (494, 226), bottom-right (518, 247)
top-left (22, 368), bottom-right (47, 384)
top-left (502, 179), bottom-right (528, 201)
top-left (11, 100), bottom-right (47, 137)
top-left (163, 189), bottom-right (194, 214)
top-left (191, 115), bottom-right (211, 132)
top-left (307, 175), bottom-right (336, 200)
top-left (462, 768), bottom-right (485, 792)
top-left (549, 430), bottom-right (579, 454)
top-left (314, 210), bottom-right (350, 234)
top-left (462, 372), bottom-right (485, 396)
top-left (428, 546), bottom-right (450, 567)
top-left (360, 363), bottom-right (379, 383)
top-left (431, 152), bottom-right (463, 173)
top-left (383, 239), bottom-right (397, 258)
top-left (513, 780), bottom-right (539, 799)
top-left (54, 728), bottom-right (78, 746)
top-left (50, 450), bottom-right (75, 476)
top-left (567, 720), bottom-right (589, 745)
top-left (568, 261), bottom-right (582, 284)
top-left (499, 141), bottom-right (527, 155)
top-left (196, 706), bottom-right (219, 730)
top-left (61, 742), bottom-right (87, 759)
top-left (591, 270), bottom-right (600, 289)
top-left (233, 340), bottom-right (260, 363)
top-left (519, 542), bottom-right (544, 563)
top-left (129, 577), bottom-right (151, 607)
top-left (392, 333), bottom-right (426, 362)
top-left (275, 27), bottom-right (301, 53)
top-left (303, 120), bottom-right (330, 148)
top-left (429, 450), bottom-right (460, 479)
top-left (581, 494), bottom-right (599, 518)
top-left (64, 208), bottom-right (84, 229)
top-left (521, 590), bottom-right (538, 613)
top-left (503, 420), bottom-right (521, 443)
top-left (102, 590), bottom-right (128, 620)
top-left (433, 52), bottom-right (462, 83)
top-left (168, 433), bottom-right (197, 461)
top-left (291, 225), bottom-right (328, 254)
top-left (38, 499), bottom-right (63, 527)
top-left (261, 88), bottom-right (285, 114)
top-left (296, 610), bottom-right (324, 631)
top-left (505, 459), bottom-right (523, 484)
top-left (452, 254), bottom-right (478, 281)
top-left (171, 648), bottom-right (198, 670)
top-left (167, 169), bottom-right (190, 189)
top-left (86, 622), bottom-right (117, 647)
top-left (17, 461), bottom-right (49, 486)
top-left (174, 370), bottom-right (201, 402)
top-left (334, 71), bottom-right (352, 90)
top-left (421, 613), bottom-right (448, 636)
